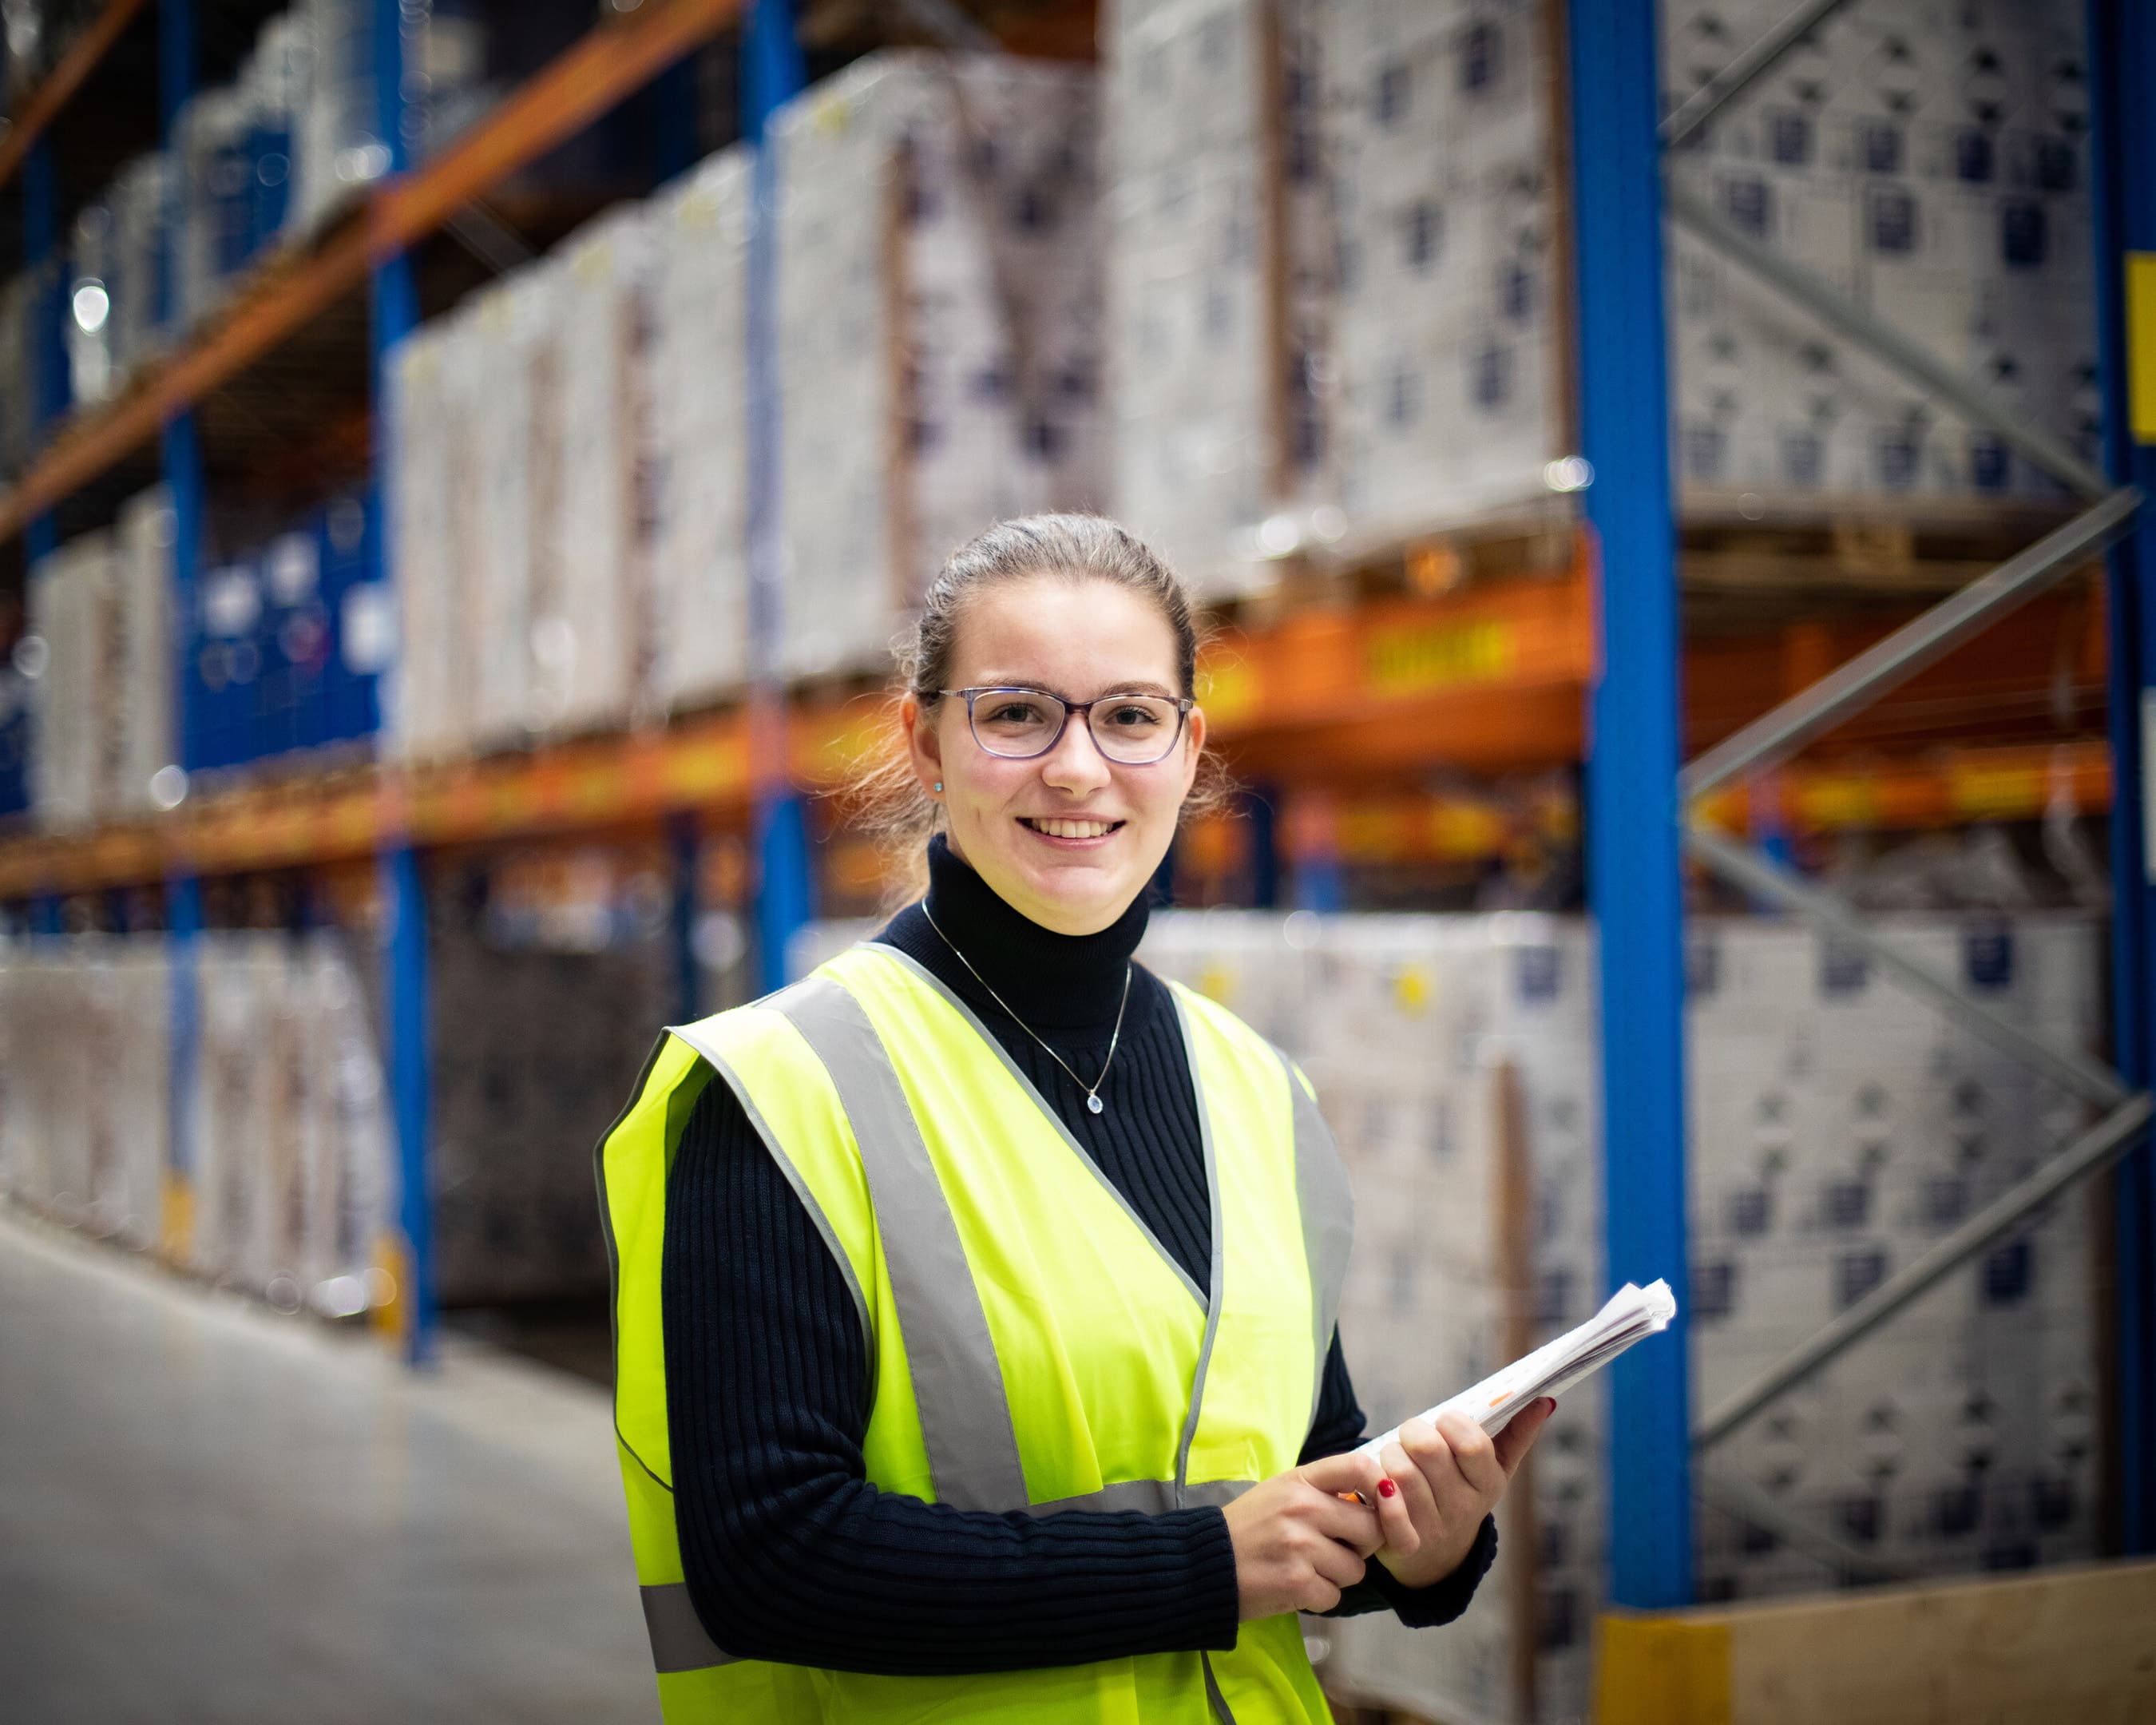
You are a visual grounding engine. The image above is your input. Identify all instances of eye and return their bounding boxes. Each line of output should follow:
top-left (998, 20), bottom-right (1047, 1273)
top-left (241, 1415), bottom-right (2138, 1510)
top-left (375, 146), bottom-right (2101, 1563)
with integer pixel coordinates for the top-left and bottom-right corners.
top-left (1104, 699), bottom-right (1166, 728)
top-left (982, 695), bottom-right (1055, 727)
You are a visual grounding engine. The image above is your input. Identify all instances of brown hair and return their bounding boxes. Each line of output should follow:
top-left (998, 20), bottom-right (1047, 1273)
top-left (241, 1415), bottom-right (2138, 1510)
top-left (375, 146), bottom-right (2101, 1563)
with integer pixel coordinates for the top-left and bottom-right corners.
top-left (844, 514), bottom-right (1234, 902)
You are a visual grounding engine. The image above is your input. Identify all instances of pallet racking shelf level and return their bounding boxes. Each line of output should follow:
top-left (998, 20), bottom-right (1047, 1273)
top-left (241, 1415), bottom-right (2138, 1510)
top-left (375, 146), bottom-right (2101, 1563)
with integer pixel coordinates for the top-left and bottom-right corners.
top-left (0, 0), bottom-right (743, 550)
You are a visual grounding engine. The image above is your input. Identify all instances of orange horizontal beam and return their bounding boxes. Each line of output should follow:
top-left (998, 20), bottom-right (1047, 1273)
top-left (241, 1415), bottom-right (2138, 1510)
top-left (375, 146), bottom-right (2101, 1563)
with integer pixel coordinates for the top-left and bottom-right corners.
top-left (0, 0), bottom-right (742, 552)
top-left (0, 0), bottom-right (148, 192)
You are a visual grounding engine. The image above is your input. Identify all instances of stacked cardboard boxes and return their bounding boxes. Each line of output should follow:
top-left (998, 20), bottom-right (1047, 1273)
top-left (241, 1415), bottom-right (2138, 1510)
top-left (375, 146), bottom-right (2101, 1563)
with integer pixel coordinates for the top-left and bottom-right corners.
top-left (648, 146), bottom-right (754, 712)
top-left (0, 931), bottom-right (399, 1315)
top-left (1663, 0), bottom-right (2095, 501)
top-left (1132, 909), bottom-right (2106, 1723)
top-left (1104, 0), bottom-right (1567, 594)
top-left (0, 938), bottom-right (171, 1252)
top-left (773, 51), bottom-right (1107, 678)
top-left (22, 498), bottom-right (170, 827)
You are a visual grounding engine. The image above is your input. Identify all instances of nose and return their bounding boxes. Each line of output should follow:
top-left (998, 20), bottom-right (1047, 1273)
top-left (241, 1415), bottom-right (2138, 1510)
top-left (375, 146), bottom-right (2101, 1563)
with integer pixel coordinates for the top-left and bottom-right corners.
top-left (1038, 710), bottom-right (1114, 795)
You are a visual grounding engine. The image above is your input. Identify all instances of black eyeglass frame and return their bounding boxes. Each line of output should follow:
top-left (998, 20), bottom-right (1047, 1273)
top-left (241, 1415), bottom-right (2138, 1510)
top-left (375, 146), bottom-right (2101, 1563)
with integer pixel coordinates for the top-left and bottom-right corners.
top-left (938, 686), bottom-right (1199, 765)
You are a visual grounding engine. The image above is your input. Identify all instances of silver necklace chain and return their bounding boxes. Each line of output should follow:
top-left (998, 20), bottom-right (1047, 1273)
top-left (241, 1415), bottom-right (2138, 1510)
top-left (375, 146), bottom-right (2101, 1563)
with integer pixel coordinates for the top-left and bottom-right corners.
top-left (918, 899), bottom-right (1132, 1116)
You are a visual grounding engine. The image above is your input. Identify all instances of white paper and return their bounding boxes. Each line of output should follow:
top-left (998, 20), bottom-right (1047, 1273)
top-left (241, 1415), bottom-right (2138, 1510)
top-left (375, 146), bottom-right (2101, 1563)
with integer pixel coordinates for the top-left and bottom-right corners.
top-left (1353, 1279), bottom-right (1678, 1454)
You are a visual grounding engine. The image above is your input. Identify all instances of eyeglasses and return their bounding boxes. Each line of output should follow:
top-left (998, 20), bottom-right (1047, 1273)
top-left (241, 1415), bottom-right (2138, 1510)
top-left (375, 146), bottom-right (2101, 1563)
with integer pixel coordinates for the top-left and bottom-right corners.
top-left (941, 686), bottom-right (1196, 765)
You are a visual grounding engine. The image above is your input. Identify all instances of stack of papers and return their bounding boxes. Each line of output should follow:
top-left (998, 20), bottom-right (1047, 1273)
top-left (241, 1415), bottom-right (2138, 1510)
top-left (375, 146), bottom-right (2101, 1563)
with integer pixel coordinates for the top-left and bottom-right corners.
top-left (1354, 1279), bottom-right (1678, 1452)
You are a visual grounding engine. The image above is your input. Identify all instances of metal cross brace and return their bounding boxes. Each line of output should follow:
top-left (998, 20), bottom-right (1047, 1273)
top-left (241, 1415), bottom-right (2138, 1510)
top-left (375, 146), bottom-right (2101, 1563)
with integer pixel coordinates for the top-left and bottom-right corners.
top-left (1694, 1469), bottom-right (1918, 1584)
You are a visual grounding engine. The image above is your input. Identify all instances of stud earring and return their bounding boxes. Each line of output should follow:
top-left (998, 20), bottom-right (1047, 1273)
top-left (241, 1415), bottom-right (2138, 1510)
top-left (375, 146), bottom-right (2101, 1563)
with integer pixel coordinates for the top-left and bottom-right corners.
top-left (933, 781), bottom-right (943, 794)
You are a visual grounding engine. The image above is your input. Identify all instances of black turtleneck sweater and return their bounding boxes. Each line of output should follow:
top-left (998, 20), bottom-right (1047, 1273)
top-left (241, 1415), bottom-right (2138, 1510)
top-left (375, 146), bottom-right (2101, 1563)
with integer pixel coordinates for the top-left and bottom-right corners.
top-left (662, 835), bottom-right (1496, 1675)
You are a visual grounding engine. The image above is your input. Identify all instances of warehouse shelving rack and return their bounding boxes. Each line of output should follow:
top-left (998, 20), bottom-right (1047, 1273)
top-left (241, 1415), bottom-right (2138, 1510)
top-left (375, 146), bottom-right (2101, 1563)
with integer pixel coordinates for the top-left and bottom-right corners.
top-left (0, 0), bottom-right (2149, 1647)
top-left (1568, 0), bottom-right (2156, 1619)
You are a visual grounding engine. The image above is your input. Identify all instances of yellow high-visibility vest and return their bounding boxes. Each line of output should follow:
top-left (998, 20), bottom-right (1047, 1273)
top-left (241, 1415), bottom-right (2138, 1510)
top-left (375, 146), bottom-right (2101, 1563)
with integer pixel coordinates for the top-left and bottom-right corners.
top-left (596, 941), bottom-right (1354, 1722)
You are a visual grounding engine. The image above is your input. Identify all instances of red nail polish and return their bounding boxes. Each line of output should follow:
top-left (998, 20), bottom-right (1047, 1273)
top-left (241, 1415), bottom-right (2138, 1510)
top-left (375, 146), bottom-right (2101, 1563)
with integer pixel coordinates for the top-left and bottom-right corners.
top-left (1377, 1477), bottom-right (1398, 1499)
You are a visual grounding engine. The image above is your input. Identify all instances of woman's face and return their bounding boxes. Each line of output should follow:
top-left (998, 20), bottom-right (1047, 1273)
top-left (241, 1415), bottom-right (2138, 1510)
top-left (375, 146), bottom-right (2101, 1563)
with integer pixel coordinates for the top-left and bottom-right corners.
top-left (902, 573), bottom-right (1207, 936)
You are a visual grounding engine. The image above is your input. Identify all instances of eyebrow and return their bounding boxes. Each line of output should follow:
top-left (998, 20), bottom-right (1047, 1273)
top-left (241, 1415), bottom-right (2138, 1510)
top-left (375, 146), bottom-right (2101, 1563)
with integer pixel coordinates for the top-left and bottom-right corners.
top-left (970, 677), bottom-right (1179, 701)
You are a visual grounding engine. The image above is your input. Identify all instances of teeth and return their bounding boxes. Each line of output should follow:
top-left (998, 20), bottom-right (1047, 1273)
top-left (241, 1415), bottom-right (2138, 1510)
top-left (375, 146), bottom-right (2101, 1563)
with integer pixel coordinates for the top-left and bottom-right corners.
top-left (1029, 818), bottom-right (1116, 839)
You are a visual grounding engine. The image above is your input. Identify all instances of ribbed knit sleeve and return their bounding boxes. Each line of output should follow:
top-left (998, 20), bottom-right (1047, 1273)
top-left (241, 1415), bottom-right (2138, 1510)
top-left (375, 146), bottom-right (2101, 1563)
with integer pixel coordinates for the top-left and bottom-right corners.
top-left (662, 1077), bottom-right (1242, 1675)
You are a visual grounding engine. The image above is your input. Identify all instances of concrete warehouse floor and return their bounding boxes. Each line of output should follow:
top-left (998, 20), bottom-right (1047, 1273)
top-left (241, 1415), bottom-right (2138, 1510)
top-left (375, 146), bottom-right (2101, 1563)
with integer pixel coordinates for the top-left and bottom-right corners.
top-left (0, 1210), bottom-right (659, 1725)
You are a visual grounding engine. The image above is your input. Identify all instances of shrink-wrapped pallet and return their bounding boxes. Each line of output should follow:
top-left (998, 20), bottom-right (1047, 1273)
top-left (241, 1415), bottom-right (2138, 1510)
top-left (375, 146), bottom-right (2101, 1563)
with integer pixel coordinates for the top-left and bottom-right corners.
top-left (1663, 0), bottom-right (2097, 503)
top-left (773, 52), bottom-right (1106, 679)
top-left (299, 932), bottom-right (398, 1312)
top-left (190, 934), bottom-right (285, 1290)
top-left (107, 153), bottom-right (173, 383)
top-left (113, 487), bottom-right (177, 816)
top-left (385, 319), bottom-right (474, 761)
top-left (1105, 0), bottom-right (1566, 592)
top-left (1322, 0), bottom-right (1566, 548)
top-left (541, 206), bottom-right (655, 736)
top-left (27, 531), bottom-right (117, 831)
top-left (465, 268), bottom-right (557, 748)
top-left (648, 147), bottom-right (753, 710)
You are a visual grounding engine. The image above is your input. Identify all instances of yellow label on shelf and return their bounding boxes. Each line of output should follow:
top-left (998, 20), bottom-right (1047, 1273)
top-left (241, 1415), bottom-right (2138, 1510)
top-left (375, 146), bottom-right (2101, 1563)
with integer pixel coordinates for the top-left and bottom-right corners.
top-left (1792, 775), bottom-right (1880, 830)
top-left (2129, 253), bottom-right (2156, 446)
top-left (1367, 619), bottom-right (1516, 697)
top-left (1949, 760), bottom-right (2044, 820)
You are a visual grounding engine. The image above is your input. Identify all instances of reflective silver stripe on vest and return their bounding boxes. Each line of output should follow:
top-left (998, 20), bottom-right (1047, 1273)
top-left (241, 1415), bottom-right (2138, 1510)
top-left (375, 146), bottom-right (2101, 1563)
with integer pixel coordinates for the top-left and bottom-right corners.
top-left (1026, 1476), bottom-right (1257, 1517)
top-left (641, 1583), bottom-right (739, 1674)
top-left (1282, 1051), bottom-right (1355, 1435)
top-left (774, 974), bottom-right (1033, 1516)
top-left (1168, 985), bottom-right (1230, 1509)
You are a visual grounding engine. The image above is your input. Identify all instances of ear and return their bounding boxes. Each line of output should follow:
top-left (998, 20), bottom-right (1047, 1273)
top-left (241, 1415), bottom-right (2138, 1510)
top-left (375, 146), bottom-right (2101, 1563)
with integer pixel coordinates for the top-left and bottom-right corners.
top-left (1179, 703), bottom-right (1207, 799)
top-left (902, 693), bottom-right (944, 789)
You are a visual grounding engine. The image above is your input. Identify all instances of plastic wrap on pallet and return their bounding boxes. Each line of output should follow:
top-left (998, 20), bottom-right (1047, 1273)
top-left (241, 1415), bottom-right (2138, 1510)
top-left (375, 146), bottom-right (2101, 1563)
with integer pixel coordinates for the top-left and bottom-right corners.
top-left (1106, 0), bottom-right (1564, 589)
top-left (772, 52), bottom-right (1106, 680)
top-left (26, 530), bottom-right (117, 831)
top-left (648, 146), bottom-right (753, 712)
top-left (64, 197), bottom-right (117, 409)
top-left (0, 938), bottom-right (171, 1250)
top-left (463, 269), bottom-right (549, 748)
top-left (1322, 0), bottom-right (1563, 545)
top-left (113, 488), bottom-right (177, 818)
top-left (540, 206), bottom-right (655, 738)
top-left (176, 87), bottom-right (257, 331)
top-left (108, 153), bottom-right (174, 383)
top-left (384, 319), bottom-right (468, 762)
top-left (1663, 0), bottom-right (2096, 503)
top-left (295, 0), bottom-right (390, 235)
top-left (1105, 0), bottom-right (1281, 596)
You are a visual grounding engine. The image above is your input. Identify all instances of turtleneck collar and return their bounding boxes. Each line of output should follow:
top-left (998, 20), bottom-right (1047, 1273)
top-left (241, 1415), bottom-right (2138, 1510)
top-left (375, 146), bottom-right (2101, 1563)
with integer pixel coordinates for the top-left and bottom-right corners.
top-left (910, 833), bottom-right (1151, 1030)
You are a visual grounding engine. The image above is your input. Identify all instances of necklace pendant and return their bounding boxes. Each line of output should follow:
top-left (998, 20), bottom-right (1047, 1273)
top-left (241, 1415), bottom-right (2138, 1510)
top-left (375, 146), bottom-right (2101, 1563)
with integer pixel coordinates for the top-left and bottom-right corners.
top-left (1086, 1092), bottom-right (1104, 1115)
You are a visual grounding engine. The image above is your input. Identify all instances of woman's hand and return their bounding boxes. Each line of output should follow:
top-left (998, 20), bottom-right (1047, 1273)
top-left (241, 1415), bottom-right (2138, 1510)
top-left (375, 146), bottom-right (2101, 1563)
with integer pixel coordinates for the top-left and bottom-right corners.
top-left (1223, 1450), bottom-right (1417, 1620)
top-left (1371, 1398), bottom-right (1556, 1590)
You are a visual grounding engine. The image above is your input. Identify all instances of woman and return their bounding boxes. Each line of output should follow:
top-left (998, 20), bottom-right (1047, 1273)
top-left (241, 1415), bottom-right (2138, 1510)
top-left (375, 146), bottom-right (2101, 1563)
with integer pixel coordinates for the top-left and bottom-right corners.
top-left (597, 515), bottom-right (1554, 1723)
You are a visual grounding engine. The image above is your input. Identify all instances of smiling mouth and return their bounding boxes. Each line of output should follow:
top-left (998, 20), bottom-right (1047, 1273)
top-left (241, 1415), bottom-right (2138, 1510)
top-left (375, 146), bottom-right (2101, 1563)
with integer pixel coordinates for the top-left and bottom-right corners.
top-left (1020, 817), bottom-right (1125, 839)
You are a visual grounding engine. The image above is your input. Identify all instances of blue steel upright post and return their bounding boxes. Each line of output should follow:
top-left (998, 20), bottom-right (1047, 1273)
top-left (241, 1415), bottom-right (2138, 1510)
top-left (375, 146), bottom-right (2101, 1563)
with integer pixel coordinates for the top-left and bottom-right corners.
top-left (22, 137), bottom-right (62, 565)
top-left (160, 0), bottom-right (209, 1264)
top-left (744, 0), bottom-right (812, 993)
top-left (1567, 0), bottom-right (1694, 1607)
top-left (370, 0), bottom-right (434, 1363)
top-left (2090, 0), bottom-right (2156, 1556)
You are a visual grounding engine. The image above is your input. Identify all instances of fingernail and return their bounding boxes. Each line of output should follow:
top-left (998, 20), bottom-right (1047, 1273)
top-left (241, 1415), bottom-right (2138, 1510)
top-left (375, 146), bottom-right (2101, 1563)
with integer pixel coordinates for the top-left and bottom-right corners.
top-left (1377, 1477), bottom-right (1398, 1499)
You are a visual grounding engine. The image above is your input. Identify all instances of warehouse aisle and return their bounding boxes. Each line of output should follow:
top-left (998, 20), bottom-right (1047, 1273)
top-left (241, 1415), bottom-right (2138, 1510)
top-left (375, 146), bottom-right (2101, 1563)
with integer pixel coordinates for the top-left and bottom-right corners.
top-left (0, 1213), bottom-right (659, 1725)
